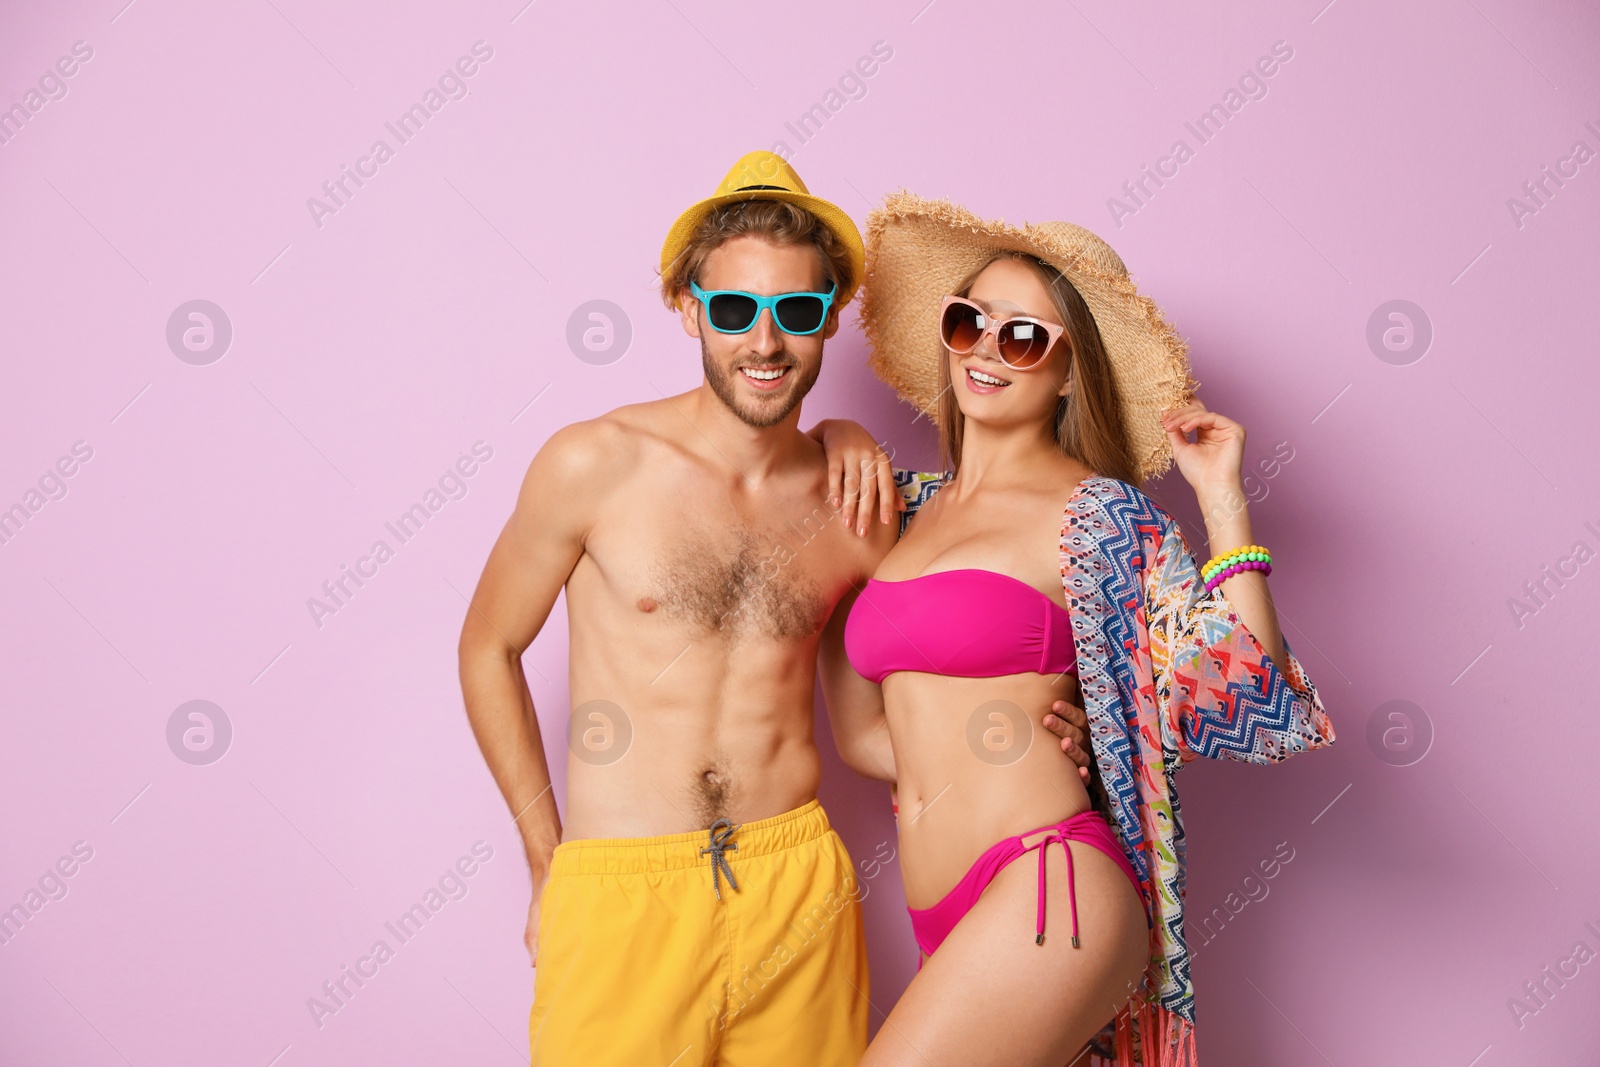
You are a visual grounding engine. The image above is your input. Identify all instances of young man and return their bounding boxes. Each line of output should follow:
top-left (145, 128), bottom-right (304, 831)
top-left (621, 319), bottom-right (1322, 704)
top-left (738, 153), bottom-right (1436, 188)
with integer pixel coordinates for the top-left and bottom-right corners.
top-left (456, 151), bottom-right (1092, 1066)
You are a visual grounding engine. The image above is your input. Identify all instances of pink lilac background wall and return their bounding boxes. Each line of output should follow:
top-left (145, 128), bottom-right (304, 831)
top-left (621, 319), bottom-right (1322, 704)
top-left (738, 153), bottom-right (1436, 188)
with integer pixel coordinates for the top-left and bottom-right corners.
top-left (2, 0), bottom-right (1597, 1063)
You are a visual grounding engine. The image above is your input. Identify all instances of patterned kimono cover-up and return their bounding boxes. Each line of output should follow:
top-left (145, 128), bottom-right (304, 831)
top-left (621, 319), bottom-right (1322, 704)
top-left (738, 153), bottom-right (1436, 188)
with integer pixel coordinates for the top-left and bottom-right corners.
top-left (893, 469), bottom-right (1337, 1066)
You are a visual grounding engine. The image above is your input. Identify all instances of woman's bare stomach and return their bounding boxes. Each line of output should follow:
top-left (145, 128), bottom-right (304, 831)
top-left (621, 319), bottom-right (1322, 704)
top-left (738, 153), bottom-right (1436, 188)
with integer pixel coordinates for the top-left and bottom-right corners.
top-left (885, 670), bottom-right (1094, 910)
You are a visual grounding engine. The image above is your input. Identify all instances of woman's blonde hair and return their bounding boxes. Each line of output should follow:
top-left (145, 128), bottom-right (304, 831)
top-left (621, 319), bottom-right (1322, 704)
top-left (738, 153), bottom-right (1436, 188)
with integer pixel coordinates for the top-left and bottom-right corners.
top-left (936, 251), bottom-right (1139, 485)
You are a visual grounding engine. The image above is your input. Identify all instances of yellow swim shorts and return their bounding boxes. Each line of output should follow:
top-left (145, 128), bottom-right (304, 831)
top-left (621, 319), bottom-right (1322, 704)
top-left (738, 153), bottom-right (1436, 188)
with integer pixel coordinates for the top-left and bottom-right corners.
top-left (529, 798), bottom-right (868, 1066)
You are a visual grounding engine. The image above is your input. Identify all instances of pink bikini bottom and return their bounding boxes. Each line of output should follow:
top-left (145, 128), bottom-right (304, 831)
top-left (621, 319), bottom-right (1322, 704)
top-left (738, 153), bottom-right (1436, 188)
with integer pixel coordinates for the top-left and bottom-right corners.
top-left (907, 809), bottom-right (1148, 962)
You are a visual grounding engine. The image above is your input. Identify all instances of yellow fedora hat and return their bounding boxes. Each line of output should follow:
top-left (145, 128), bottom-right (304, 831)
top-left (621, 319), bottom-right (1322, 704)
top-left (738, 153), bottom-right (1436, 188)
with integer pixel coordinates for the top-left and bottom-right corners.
top-left (660, 150), bottom-right (866, 306)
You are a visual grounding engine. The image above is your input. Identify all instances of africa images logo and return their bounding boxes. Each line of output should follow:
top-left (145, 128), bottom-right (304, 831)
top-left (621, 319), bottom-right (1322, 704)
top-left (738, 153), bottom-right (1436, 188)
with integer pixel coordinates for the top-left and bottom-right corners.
top-left (1106, 40), bottom-right (1295, 228)
top-left (306, 41), bottom-right (494, 228)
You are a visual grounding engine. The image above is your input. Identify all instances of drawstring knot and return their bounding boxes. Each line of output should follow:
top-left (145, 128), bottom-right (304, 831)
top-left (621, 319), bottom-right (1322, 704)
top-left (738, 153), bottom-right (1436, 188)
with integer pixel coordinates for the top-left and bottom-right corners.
top-left (701, 818), bottom-right (741, 900)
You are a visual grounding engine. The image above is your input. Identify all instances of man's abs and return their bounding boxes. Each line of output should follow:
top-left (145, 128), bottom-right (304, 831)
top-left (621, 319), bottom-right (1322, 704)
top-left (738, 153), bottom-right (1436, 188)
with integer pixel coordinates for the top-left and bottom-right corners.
top-left (561, 690), bottom-right (825, 840)
top-left (554, 436), bottom-right (865, 840)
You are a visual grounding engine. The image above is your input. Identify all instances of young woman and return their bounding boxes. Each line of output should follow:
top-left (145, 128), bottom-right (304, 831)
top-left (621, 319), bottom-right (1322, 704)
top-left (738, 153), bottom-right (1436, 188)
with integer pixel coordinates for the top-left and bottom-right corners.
top-left (816, 194), bottom-right (1337, 1066)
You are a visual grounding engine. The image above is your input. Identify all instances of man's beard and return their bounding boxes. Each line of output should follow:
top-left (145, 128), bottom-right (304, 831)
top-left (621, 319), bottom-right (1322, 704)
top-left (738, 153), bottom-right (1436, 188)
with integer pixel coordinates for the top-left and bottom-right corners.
top-left (700, 334), bottom-right (822, 429)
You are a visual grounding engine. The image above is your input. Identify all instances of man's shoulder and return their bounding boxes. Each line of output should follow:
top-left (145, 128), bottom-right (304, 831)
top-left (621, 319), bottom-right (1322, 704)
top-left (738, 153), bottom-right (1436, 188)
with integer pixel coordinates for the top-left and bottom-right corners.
top-left (535, 416), bottom-right (628, 478)
top-left (534, 402), bottom-right (672, 479)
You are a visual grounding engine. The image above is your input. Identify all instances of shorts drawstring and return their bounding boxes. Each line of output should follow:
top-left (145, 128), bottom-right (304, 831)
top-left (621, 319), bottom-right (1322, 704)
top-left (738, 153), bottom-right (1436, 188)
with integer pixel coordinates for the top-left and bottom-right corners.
top-left (701, 818), bottom-right (741, 900)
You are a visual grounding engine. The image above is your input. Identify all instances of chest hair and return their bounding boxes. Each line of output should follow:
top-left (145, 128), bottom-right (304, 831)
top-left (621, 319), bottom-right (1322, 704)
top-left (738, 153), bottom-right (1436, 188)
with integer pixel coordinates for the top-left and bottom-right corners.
top-left (645, 524), bottom-right (827, 642)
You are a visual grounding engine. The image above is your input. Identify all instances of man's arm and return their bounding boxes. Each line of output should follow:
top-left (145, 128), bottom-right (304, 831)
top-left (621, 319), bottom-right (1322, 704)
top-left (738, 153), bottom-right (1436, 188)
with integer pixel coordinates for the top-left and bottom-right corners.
top-left (817, 583), bottom-right (897, 783)
top-left (456, 420), bottom-right (620, 964)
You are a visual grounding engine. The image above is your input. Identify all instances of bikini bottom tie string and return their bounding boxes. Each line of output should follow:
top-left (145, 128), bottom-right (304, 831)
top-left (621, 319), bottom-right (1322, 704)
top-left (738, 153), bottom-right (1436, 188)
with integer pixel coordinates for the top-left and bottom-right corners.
top-left (1033, 832), bottom-right (1080, 948)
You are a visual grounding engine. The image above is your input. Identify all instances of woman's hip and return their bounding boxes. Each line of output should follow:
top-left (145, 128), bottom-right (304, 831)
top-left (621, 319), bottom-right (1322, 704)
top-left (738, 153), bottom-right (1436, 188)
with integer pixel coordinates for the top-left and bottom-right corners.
top-left (905, 808), bottom-right (1148, 960)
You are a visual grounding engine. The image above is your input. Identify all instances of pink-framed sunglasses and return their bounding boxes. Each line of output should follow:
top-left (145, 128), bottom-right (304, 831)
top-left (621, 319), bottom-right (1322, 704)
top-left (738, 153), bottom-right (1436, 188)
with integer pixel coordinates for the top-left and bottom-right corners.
top-left (938, 295), bottom-right (1067, 370)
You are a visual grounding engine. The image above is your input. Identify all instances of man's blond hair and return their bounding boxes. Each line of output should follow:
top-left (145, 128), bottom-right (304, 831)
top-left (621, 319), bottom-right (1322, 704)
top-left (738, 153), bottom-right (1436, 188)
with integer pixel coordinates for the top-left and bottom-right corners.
top-left (659, 199), bottom-right (855, 311)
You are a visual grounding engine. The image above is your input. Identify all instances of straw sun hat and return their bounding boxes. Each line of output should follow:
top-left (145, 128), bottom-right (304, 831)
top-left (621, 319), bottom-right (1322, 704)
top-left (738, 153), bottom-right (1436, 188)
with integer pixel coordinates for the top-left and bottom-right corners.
top-left (858, 191), bottom-right (1198, 483)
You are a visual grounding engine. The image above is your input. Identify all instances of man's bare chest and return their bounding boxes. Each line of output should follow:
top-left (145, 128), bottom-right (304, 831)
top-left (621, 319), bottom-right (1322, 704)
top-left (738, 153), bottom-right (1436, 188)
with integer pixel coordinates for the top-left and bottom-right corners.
top-left (590, 502), bottom-right (857, 642)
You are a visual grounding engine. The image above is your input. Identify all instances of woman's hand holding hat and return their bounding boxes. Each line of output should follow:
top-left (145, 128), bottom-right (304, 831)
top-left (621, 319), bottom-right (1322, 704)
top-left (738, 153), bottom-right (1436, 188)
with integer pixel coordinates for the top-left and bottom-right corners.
top-left (1160, 398), bottom-right (1246, 498)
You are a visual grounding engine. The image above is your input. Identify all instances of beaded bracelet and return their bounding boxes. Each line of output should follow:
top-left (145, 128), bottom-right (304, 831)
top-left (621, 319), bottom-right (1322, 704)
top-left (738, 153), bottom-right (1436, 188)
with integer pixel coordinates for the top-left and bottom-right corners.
top-left (1203, 544), bottom-right (1271, 580)
top-left (1202, 544), bottom-right (1271, 579)
top-left (1202, 544), bottom-right (1272, 593)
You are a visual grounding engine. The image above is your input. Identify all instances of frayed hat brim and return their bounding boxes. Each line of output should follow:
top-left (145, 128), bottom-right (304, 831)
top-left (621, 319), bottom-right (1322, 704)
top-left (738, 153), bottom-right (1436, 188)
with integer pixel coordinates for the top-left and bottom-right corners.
top-left (858, 191), bottom-right (1198, 483)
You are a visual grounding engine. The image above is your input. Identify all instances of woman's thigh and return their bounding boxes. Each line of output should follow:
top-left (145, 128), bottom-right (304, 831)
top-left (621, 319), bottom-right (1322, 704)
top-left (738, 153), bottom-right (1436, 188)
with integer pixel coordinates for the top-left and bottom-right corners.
top-left (862, 840), bottom-right (1148, 1067)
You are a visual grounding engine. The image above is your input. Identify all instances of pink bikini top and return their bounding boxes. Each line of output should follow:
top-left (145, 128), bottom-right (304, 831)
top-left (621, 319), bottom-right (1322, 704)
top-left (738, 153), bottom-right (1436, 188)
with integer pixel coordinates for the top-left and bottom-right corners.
top-left (843, 568), bottom-right (1077, 684)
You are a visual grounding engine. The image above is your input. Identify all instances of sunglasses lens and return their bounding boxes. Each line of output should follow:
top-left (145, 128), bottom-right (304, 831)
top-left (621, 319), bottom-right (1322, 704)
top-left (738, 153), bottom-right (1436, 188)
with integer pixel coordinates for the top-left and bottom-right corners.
top-left (940, 301), bottom-right (985, 351)
top-left (997, 320), bottom-right (1054, 368)
top-left (707, 293), bottom-right (759, 332)
top-left (774, 295), bottom-right (827, 334)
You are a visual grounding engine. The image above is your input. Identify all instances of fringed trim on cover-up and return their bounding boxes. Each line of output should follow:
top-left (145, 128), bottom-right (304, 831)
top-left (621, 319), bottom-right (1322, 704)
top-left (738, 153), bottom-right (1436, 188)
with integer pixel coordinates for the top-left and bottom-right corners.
top-left (1079, 1001), bottom-right (1197, 1067)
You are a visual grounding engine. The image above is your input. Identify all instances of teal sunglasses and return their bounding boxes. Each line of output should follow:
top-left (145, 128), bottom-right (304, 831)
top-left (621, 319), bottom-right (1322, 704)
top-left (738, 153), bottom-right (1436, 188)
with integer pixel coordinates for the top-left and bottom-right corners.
top-left (689, 281), bottom-right (836, 336)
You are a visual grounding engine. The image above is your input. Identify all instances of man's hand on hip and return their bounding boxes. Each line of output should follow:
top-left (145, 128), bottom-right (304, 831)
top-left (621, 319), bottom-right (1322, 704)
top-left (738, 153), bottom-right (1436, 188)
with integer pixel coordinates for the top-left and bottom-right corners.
top-left (526, 867), bottom-right (549, 967)
top-left (1041, 699), bottom-right (1092, 783)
